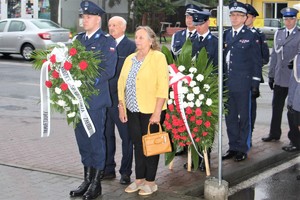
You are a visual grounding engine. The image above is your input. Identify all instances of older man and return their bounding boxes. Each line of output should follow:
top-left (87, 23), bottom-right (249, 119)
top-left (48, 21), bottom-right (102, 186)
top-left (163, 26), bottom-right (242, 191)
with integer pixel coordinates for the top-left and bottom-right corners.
top-left (103, 16), bottom-right (136, 184)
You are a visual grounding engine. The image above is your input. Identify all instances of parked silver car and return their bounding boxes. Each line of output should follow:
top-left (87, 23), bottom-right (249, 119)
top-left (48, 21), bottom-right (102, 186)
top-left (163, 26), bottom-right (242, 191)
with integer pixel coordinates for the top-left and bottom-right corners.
top-left (260, 18), bottom-right (282, 40)
top-left (0, 18), bottom-right (72, 60)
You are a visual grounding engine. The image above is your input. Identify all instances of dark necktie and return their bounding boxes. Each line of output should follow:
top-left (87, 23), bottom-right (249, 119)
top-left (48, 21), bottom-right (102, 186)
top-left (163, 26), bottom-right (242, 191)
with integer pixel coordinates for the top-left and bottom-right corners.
top-left (188, 32), bottom-right (193, 38)
top-left (233, 31), bottom-right (237, 38)
top-left (286, 31), bottom-right (290, 38)
top-left (85, 36), bottom-right (88, 41)
top-left (199, 36), bottom-right (204, 42)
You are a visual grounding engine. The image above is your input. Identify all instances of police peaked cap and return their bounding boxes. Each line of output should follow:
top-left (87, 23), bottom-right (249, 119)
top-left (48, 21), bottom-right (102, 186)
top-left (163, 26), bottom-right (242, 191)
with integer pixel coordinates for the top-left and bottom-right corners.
top-left (280, 7), bottom-right (299, 17)
top-left (229, 1), bottom-right (247, 14)
top-left (80, 1), bottom-right (105, 16)
top-left (245, 3), bottom-right (259, 17)
top-left (192, 11), bottom-right (211, 26)
top-left (185, 4), bottom-right (203, 16)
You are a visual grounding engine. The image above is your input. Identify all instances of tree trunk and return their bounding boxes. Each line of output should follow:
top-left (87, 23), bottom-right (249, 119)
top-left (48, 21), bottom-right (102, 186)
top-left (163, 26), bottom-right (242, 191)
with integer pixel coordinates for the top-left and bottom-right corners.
top-left (49, 0), bottom-right (59, 24)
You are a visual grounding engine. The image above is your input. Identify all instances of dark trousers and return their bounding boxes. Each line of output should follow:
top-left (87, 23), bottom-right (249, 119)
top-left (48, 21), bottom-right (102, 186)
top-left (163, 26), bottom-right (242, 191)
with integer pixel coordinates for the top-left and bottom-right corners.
top-left (287, 109), bottom-right (300, 148)
top-left (104, 106), bottom-right (133, 176)
top-left (269, 85), bottom-right (289, 139)
top-left (127, 110), bottom-right (166, 182)
top-left (251, 97), bottom-right (257, 132)
top-left (75, 108), bottom-right (107, 170)
top-left (225, 91), bottom-right (252, 153)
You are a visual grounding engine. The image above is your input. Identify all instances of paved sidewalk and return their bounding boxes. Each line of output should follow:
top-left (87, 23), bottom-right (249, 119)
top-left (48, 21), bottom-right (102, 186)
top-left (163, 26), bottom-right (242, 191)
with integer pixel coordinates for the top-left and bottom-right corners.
top-left (0, 84), bottom-right (299, 200)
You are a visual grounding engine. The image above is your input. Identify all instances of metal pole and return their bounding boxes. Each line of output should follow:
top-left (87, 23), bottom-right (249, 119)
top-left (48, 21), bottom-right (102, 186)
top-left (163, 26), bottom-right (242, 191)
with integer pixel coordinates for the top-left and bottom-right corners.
top-left (217, 0), bottom-right (224, 186)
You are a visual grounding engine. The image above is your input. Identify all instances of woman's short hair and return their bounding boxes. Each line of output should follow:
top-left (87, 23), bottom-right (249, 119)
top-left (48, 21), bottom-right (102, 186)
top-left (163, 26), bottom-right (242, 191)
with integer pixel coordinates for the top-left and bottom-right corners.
top-left (135, 26), bottom-right (160, 51)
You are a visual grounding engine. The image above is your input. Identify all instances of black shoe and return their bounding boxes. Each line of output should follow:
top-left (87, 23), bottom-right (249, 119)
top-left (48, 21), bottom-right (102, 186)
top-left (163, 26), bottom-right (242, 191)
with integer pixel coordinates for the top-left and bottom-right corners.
top-left (261, 135), bottom-right (280, 142)
top-left (70, 167), bottom-right (94, 197)
top-left (234, 152), bottom-right (247, 162)
top-left (82, 169), bottom-right (102, 200)
top-left (222, 150), bottom-right (237, 160)
top-left (282, 144), bottom-right (299, 152)
top-left (100, 172), bottom-right (116, 180)
top-left (120, 174), bottom-right (131, 185)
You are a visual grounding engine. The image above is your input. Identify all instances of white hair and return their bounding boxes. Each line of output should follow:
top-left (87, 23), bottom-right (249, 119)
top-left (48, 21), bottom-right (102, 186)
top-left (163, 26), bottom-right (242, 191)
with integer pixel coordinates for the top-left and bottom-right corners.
top-left (109, 16), bottom-right (127, 28)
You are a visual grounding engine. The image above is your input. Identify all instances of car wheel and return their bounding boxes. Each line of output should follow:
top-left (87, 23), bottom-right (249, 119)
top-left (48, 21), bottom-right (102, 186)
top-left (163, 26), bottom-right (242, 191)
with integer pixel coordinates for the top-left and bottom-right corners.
top-left (21, 44), bottom-right (35, 61)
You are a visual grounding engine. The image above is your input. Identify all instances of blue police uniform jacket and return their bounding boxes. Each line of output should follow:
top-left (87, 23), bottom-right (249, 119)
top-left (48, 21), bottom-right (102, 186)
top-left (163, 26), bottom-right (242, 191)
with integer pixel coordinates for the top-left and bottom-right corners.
top-left (171, 29), bottom-right (197, 56)
top-left (109, 36), bottom-right (136, 107)
top-left (76, 29), bottom-right (117, 109)
top-left (252, 27), bottom-right (270, 65)
top-left (192, 32), bottom-right (218, 66)
top-left (223, 25), bottom-right (262, 92)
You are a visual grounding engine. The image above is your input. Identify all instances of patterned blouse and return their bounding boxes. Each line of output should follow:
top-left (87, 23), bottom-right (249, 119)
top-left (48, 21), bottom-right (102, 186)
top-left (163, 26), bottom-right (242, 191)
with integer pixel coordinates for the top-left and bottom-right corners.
top-left (125, 56), bottom-right (143, 112)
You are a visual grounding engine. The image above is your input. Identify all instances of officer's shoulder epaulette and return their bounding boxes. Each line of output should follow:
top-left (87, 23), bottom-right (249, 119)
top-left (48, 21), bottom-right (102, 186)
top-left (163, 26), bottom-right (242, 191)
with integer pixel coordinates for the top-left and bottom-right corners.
top-left (256, 28), bottom-right (263, 34)
top-left (251, 28), bottom-right (256, 33)
top-left (105, 33), bottom-right (110, 37)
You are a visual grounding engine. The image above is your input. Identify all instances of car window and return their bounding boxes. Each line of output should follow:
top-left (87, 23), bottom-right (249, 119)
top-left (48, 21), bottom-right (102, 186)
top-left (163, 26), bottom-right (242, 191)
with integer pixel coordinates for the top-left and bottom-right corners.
top-left (8, 21), bottom-right (25, 32)
top-left (0, 21), bottom-right (7, 32)
top-left (31, 20), bottom-right (61, 29)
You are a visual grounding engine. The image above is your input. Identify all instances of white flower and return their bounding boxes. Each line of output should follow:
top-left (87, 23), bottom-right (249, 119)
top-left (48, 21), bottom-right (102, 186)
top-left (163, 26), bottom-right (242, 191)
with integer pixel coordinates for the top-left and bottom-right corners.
top-left (188, 102), bottom-right (194, 108)
top-left (198, 94), bottom-right (205, 100)
top-left (183, 101), bottom-right (188, 108)
top-left (67, 112), bottom-right (76, 118)
top-left (72, 99), bottom-right (79, 105)
top-left (189, 67), bottom-right (197, 73)
top-left (55, 87), bottom-right (62, 94)
top-left (169, 91), bottom-right (174, 99)
top-left (64, 107), bottom-right (71, 111)
top-left (190, 80), bottom-right (196, 87)
top-left (195, 99), bottom-right (201, 107)
top-left (196, 74), bottom-right (204, 82)
top-left (168, 99), bottom-right (173, 105)
top-left (57, 100), bottom-right (66, 107)
top-left (204, 84), bottom-right (210, 91)
top-left (178, 65), bottom-right (185, 72)
top-left (180, 86), bottom-right (188, 94)
top-left (206, 98), bottom-right (212, 106)
top-left (192, 86), bottom-right (200, 94)
top-left (74, 80), bottom-right (82, 88)
top-left (187, 93), bottom-right (195, 101)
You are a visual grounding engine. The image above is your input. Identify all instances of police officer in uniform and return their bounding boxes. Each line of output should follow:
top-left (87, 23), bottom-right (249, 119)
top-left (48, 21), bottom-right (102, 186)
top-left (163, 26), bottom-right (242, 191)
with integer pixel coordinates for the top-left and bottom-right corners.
top-left (192, 10), bottom-right (218, 66)
top-left (69, 1), bottom-right (117, 199)
top-left (183, 10), bottom-right (218, 171)
top-left (262, 7), bottom-right (300, 142)
top-left (171, 4), bottom-right (201, 57)
top-left (244, 4), bottom-right (270, 137)
top-left (284, 53), bottom-right (300, 152)
top-left (222, 1), bottom-right (262, 162)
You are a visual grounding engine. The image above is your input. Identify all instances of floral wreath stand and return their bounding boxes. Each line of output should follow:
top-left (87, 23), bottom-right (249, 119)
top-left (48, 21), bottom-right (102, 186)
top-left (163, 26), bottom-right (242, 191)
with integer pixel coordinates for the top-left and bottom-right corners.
top-left (162, 40), bottom-right (219, 176)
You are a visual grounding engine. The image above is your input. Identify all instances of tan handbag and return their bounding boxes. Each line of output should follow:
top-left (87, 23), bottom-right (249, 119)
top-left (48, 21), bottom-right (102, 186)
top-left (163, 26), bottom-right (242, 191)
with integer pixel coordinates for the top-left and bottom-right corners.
top-left (142, 123), bottom-right (172, 156)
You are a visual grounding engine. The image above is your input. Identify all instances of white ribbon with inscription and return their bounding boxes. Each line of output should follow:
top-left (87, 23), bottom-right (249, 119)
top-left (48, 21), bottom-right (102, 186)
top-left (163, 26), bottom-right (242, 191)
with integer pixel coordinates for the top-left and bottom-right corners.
top-left (40, 43), bottom-right (95, 137)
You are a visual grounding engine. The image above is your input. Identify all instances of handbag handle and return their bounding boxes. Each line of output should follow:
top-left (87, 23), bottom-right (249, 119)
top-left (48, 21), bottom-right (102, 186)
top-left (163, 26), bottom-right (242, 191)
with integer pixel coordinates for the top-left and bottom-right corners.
top-left (147, 122), bottom-right (162, 135)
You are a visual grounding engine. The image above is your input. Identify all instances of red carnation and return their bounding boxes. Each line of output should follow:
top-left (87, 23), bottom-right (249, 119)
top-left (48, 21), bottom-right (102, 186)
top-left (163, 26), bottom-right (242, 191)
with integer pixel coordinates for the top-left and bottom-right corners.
top-left (69, 48), bottom-right (77, 56)
top-left (207, 111), bottom-right (212, 117)
top-left (204, 121), bottom-right (211, 128)
top-left (42, 59), bottom-right (47, 63)
top-left (60, 83), bottom-right (68, 91)
top-left (79, 60), bottom-right (88, 71)
top-left (181, 136), bottom-right (187, 141)
top-left (191, 133), bottom-right (196, 138)
top-left (172, 129), bottom-right (178, 135)
top-left (168, 104), bottom-right (174, 112)
top-left (186, 142), bottom-right (191, 146)
top-left (165, 113), bottom-right (170, 120)
top-left (195, 108), bottom-right (202, 116)
top-left (178, 126), bottom-right (186, 133)
top-left (195, 137), bottom-right (200, 142)
top-left (193, 127), bottom-right (198, 133)
top-left (186, 107), bottom-right (193, 115)
top-left (166, 123), bottom-right (172, 130)
top-left (196, 119), bottom-right (203, 125)
top-left (45, 80), bottom-right (52, 88)
top-left (174, 134), bottom-right (181, 140)
top-left (190, 116), bottom-right (196, 122)
top-left (179, 142), bottom-right (186, 147)
top-left (64, 61), bottom-right (72, 70)
top-left (50, 54), bottom-right (56, 63)
top-left (48, 65), bottom-right (51, 71)
top-left (202, 132), bottom-right (208, 137)
top-left (52, 70), bottom-right (59, 79)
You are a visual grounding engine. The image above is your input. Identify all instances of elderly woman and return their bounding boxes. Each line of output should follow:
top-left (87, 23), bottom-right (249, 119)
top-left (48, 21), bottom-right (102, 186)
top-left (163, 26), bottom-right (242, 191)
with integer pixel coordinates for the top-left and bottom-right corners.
top-left (117, 26), bottom-right (169, 195)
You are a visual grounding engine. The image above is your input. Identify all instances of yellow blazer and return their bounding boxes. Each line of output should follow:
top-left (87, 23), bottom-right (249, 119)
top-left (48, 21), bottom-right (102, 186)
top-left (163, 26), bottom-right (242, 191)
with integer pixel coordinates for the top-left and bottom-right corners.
top-left (118, 49), bottom-right (169, 114)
